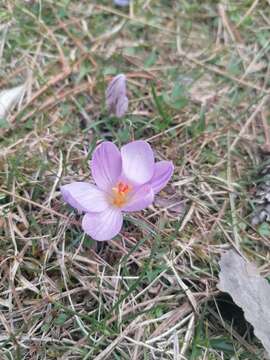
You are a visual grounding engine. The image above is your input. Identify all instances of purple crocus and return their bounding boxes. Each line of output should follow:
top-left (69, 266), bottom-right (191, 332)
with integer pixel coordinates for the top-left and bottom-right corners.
top-left (113, 0), bottom-right (131, 6)
top-left (106, 74), bottom-right (128, 117)
top-left (61, 141), bottom-right (173, 241)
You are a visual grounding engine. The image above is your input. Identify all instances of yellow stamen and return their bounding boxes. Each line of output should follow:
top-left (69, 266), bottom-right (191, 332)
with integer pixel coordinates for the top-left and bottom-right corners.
top-left (112, 182), bottom-right (132, 207)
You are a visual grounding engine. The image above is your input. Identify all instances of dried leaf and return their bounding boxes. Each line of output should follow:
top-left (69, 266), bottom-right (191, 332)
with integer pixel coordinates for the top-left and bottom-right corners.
top-left (189, 74), bottom-right (216, 105)
top-left (246, 61), bottom-right (267, 74)
top-left (0, 297), bottom-right (9, 308)
top-left (189, 74), bottom-right (229, 106)
top-left (154, 193), bottom-right (186, 216)
top-left (19, 275), bottom-right (39, 294)
top-left (0, 84), bottom-right (25, 119)
top-left (218, 250), bottom-right (270, 356)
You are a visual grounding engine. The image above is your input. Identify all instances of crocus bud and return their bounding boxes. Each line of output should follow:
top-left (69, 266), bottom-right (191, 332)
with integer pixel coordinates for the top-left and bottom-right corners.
top-left (113, 0), bottom-right (130, 6)
top-left (106, 74), bottom-right (128, 118)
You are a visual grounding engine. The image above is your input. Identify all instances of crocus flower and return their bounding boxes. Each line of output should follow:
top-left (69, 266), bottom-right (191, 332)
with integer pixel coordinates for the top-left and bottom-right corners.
top-left (61, 141), bottom-right (173, 241)
top-left (106, 74), bottom-right (128, 117)
top-left (113, 0), bottom-right (131, 6)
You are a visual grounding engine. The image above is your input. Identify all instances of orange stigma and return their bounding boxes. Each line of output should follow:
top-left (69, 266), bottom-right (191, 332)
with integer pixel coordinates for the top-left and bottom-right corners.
top-left (112, 182), bottom-right (132, 207)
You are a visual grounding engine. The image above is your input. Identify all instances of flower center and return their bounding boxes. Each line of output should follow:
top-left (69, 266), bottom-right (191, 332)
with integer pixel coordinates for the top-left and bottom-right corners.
top-left (112, 182), bottom-right (132, 208)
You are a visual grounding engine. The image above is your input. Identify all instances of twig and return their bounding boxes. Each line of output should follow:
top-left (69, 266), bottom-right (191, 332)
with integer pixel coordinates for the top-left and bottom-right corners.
top-left (229, 95), bottom-right (268, 152)
top-left (237, 0), bottom-right (260, 27)
top-left (181, 53), bottom-right (269, 94)
top-left (0, 188), bottom-right (68, 220)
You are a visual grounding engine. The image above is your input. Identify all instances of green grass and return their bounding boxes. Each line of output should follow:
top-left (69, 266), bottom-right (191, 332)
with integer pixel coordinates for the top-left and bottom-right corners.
top-left (0, 0), bottom-right (270, 359)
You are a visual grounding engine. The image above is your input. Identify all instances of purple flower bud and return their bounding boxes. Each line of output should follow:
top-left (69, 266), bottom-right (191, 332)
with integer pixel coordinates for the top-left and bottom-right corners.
top-left (113, 0), bottom-right (130, 6)
top-left (106, 74), bottom-right (128, 118)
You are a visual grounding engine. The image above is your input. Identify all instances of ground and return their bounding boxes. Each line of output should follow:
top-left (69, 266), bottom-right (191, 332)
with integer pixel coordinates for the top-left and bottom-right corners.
top-left (0, 1), bottom-right (270, 359)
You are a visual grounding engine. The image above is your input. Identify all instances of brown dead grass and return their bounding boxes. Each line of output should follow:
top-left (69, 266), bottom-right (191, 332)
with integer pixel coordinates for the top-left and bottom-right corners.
top-left (0, 1), bottom-right (270, 359)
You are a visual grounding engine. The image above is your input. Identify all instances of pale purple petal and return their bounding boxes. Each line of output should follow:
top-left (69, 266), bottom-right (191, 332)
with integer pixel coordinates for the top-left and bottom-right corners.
top-left (114, 0), bottom-right (130, 6)
top-left (149, 161), bottom-right (174, 194)
top-left (121, 140), bottom-right (154, 185)
top-left (91, 142), bottom-right (122, 192)
top-left (106, 74), bottom-right (126, 100)
top-left (106, 74), bottom-right (128, 118)
top-left (61, 182), bottom-right (109, 213)
top-left (116, 95), bottom-right (128, 117)
top-left (82, 207), bottom-right (123, 241)
top-left (122, 185), bottom-right (154, 212)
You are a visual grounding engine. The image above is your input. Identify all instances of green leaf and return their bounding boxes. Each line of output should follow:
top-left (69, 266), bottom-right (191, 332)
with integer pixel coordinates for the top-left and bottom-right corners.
top-left (0, 117), bottom-right (9, 128)
top-left (258, 222), bottom-right (270, 237)
top-left (54, 312), bottom-right (69, 326)
top-left (103, 66), bottom-right (117, 75)
top-left (163, 83), bottom-right (188, 110)
top-left (227, 56), bottom-right (242, 76)
top-left (151, 83), bottom-right (171, 130)
top-left (41, 323), bottom-right (51, 332)
top-left (117, 128), bottom-right (130, 143)
top-left (190, 318), bottom-right (204, 359)
top-left (207, 338), bottom-right (234, 353)
top-left (76, 60), bottom-right (92, 84)
top-left (144, 51), bottom-right (158, 68)
top-left (187, 109), bottom-right (206, 138)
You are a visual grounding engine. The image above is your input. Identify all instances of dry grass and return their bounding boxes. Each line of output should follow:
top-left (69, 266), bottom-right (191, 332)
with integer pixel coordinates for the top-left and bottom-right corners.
top-left (0, 1), bottom-right (270, 359)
